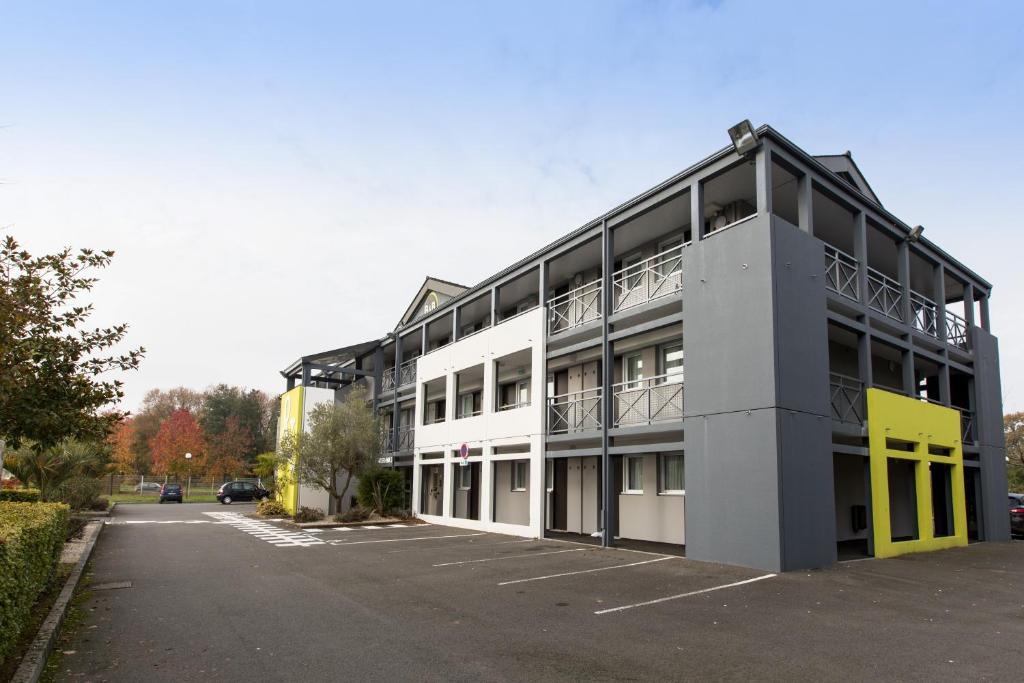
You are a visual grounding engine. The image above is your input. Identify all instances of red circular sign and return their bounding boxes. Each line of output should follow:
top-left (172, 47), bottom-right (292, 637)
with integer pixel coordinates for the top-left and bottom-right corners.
top-left (459, 443), bottom-right (469, 459)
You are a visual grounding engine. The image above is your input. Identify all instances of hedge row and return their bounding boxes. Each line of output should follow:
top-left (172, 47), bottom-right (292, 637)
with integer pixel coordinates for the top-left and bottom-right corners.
top-left (0, 502), bottom-right (70, 669)
top-left (0, 489), bottom-right (41, 503)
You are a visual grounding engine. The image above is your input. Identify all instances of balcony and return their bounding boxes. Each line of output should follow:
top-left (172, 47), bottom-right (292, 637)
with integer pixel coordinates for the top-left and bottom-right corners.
top-left (380, 424), bottom-right (415, 453)
top-left (946, 311), bottom-right (969, 350)
top-left (548, 280), bottom-right (601, 335)
top-left (612, 244), bottom-right (686, 313)
top-left (866, 267), bottom-right (904, 323)
top-left (830, 372), bottom-right (865, 424)
top-left (960, 409), bottom-right (975, 444)
top-left (910, 291), bottom-right (938, 338)
top-left (381, 358), bottom-right (418, 392)
top-left (824, 245), bottom-right (859, 302)
top-left (547, 388), bottom-right (602, 434)
top-left (612, 374), bottom-right (683, 428)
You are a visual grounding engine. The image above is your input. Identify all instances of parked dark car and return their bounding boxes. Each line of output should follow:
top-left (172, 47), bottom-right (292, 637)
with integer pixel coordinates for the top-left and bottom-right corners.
top-left (216, 481), bottom-right (270, 505)
top-left (1010, 493), bottom-right (1024, 538)
top-left (159, 483), bottom-right (183, 503)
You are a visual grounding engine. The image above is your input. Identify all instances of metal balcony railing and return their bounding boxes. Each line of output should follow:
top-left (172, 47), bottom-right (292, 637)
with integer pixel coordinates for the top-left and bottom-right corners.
top-left (960, 409), bottom-right (975, 444)
top-left (946, 311), bottom-right (969, 350)
top-left (548, 280), bottom-right (602, 334)
top-left (398, 359), bottom-right (417, 387)
top-left (612, 374), bottom-right (684, 427)
top-left (830, 372), bottom-right (865, 424)
top-left (380, 368), bottom-right (396, 393)
top-left (866, 267), bottom-right (904, 322)
top-left (612, 244), bottom-right (686, 313)
top-left (547, 387), bottom-right (602, 434)
top-left (379, 424), bottom-right (415, 453)
top-left (824, 245), bottom-right (860, 302)
top-left (910, 291), bottom-right (938, 338)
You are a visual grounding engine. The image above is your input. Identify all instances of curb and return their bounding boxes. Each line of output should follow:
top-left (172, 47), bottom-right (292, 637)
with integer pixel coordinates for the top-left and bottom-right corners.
top-left (11, 520), bottom-right (104, 683)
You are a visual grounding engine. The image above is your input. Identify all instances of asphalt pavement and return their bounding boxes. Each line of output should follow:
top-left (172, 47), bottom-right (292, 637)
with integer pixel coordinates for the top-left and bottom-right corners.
top-left (54, 502), bottom-right (1024, 681)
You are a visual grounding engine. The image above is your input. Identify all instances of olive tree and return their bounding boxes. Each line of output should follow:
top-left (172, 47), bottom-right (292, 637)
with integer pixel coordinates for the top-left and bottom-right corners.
top-left (277, 386), bottom-right (380, 511)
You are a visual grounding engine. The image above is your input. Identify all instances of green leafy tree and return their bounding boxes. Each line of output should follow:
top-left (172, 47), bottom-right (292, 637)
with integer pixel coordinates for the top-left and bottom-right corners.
top-left (0, 236), bottom-right (144, 452)
top-left (277, 387), bottom-right (380, 511)
top-left (1006, 412), bottom-right (1024, 491)
top-left (357, 468), bottom-right (406, 515)
top-left (200, 385), bottom-right (274, 461)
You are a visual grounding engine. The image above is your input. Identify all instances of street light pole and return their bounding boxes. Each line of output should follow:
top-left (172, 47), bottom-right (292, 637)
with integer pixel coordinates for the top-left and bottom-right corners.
top-left (185, 452), bottom-right (192, 500)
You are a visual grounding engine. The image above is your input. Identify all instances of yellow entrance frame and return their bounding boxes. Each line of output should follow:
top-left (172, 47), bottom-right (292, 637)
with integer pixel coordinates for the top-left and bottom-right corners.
top-left (866, 388), bottom-right (967, 559)
top-left (276, 386), bottom-right (305, 515)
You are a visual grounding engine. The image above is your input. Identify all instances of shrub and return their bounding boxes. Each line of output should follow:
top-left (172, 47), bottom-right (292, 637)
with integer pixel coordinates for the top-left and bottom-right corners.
top-left (0, 489), bottom-right (41, 503)
top-left (356, 468), bottom-right (406, 515)
top-left (89, 497), bottom-right (111, 512)
top-left (334, 506), bottom-right (370, 523)
top-left (0, 502), bottom-right (70, 668)
top-left (51, 476), bottom-right (102, 510)
top-left (293, 506), bottom-right (324, 523)
top-left (256, 498), bottom-right (288, 517)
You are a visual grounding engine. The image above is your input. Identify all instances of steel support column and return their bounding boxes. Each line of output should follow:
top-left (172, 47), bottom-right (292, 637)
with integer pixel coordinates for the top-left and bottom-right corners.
top-left (600, 219), bottom-right (615, 547)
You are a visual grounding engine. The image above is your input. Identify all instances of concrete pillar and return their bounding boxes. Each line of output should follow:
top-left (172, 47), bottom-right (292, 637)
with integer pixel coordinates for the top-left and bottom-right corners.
top-left (963, 283), bottom-right (976, 327)
top-left (902, 348), bottom-right (915, 395)
top-left (480, 447), bottom-right (494, 523)
top-left (755, 148), bottom-right (772, 216)
top-left (934, 262), bottom-right (947, 344)
top-left (980, 296), bottom-right (991, 332)
top-left (897, 240), bottom-right (912, 325)
top-left (690, 180), bottom-right (705, 240)
top-left (853, 212), bottom-right (869, 308)
top-left (858, 331), bottom-right (873, 388)
top-left (797, 173), bottom-right (813, 235)
top-left (442, 455), bottom-right (454, 519)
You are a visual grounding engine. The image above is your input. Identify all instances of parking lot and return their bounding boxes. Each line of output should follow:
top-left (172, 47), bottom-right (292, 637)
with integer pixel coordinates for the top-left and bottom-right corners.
top-left (57, 502), bottom-right (1024, 681)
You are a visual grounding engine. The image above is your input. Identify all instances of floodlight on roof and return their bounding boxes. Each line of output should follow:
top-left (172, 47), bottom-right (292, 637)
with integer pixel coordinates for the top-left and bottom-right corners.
top-left (905, 225), bottom-right (924, 243)
top-left (728, 119), bottom-right (760, 157)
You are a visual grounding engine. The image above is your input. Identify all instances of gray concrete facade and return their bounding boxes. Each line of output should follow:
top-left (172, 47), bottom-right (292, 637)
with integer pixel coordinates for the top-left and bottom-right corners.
top-left (683, 215), bottom-right (835, 572)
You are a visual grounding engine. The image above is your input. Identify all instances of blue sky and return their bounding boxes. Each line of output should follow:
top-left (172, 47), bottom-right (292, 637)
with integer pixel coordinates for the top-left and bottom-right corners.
top-left (2, 1), bottom-right (1023, 411)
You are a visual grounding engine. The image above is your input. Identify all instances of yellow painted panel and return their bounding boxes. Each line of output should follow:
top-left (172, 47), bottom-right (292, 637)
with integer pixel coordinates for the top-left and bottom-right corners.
top-left (866, 388), bottom-right (967, 559)
top-left (275, 386), bottom-right (304, 515)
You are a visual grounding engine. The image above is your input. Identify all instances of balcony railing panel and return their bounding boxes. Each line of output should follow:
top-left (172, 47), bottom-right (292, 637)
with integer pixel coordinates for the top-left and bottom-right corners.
top-left (379, 424), bottom-right (415, 453)
top-left (398, 359), bottom-right (417, 387)
top-left (612, 374), bottom-right (684, 427)
top-left (945, 311), bottom-right (969, 350)
top-left (380, 368), bottom-right (396, 393)
top-left (910, 291), bottom-right (938, 338)
top-left (548, 280), bottom-right (602, 335)
top-left (824, 245), bottom-right (860, 302)
top-left (612, 244), bottom-right (685, 313)
top-left (547, 387), bottom-right (602, 434)
top-left (960, 409), bottom-right (975, 444)
top-left (830, 372), bottom-right (865, 424)
top-left (867, 267), bottom-right (904, 322)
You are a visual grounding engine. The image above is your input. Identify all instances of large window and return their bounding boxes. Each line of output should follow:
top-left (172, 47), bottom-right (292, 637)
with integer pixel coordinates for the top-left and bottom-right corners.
top-left (625, 354), bottom-right (644, 390)
top-left (457, 391), bottom-right (482, 419)
top-left (659, 454), bottom-right (684, 493)
top-left (511, 460), bottom-right (528, 491)
top-left (624, 456), bottom-right (644, 493)
top-left (459, 464), bottom-right (472, 490)
top-left (499, 380), bottom-right (530, 410)
top-left (659, 343), bottom-right (684, 382)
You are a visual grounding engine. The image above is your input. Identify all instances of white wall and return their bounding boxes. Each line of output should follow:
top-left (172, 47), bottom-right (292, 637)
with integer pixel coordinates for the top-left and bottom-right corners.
top-left (617, 454), bottom-right (685, 545)
top-left (296, 386), bottom-right (334, 515)
top-left (412, 308), bottom-right (545, 537)
top-left (493, 460), bottom-right (530, 525)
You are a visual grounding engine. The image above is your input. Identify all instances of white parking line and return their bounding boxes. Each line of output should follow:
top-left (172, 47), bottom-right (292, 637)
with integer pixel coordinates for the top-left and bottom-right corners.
top-left (328, 533), bottom-right (485, 546)
top-left (594, 573), bottom-right (777, 614)
top-left (433, 548), bottom-right (585, 567)
top-left (498, 556), bottom-right (673, 585)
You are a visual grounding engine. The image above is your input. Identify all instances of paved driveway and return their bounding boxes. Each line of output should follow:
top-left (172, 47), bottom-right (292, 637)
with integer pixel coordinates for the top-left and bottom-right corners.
top-left (56, 503), bottom-right (1024, 681)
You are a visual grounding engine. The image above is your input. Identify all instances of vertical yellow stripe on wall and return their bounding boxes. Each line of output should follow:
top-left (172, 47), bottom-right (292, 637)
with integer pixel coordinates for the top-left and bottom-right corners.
top-left (866, 388), bottom-right (968, 559)
top-left (276, 386), bottom-right (305, 515)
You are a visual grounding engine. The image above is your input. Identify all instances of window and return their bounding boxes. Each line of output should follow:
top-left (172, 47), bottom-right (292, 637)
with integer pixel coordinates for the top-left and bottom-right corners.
top-left (625, 354), bottom-right (644, 390)
top-left (499, 380), bottom-right (531, 410)
top-left (512, 460), bottom-right (528, 491)
top-left (458, 392), bottom-right (481, 419)
top-left (545, 460), bottom-right (553, 492)
top-left (659, 454), bottom-right (684, 493)
top-left (624, 456), bottom-right (644, 493)
top-left (659, 343), bottom-right (684, 383)
top-left (459, 465), bottom-right (472, 490)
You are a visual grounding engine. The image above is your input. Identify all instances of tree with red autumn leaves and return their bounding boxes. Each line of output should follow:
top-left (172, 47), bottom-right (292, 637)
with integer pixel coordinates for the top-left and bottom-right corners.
top-left (205, 415), bottom-right (251, 478)
top-left (110, 419), bottom-right (138, 475)
top-left (149, 409), bottom-right (206, 477)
